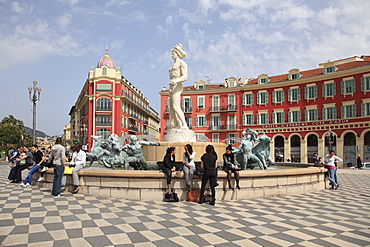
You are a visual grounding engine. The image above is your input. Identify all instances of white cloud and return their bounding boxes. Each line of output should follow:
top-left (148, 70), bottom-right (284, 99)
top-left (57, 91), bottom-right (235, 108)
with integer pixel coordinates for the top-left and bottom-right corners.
top-left (58, 0), bottom-right (79, 6)
top-left (56, 13), bottom-right (73, 30)
top-left (106, 0), bottom-right (131, 7)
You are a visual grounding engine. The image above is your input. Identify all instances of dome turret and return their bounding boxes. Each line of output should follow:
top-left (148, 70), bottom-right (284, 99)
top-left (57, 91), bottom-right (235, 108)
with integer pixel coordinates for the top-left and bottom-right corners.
top-left (97, 46), bottom-right (116, 69)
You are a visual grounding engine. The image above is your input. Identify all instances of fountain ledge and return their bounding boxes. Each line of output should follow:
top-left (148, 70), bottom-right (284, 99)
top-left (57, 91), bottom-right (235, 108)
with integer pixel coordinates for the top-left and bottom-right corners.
top-left (34, 167), bottom-right (327, 202)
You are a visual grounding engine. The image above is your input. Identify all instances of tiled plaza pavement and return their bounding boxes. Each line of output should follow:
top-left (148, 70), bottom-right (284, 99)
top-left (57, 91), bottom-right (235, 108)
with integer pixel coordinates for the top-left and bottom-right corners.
top-left (0, 162), bottom-right (370, 247)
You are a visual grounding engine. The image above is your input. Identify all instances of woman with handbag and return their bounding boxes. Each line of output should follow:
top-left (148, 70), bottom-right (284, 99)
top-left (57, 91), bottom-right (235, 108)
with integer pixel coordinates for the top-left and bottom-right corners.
top-left (162, 147), bottom-right (176, 193)
top-left (199, 145), bottom-right (218, 206)
top-left (223, 144), bottom-right (241, 191)
top-left (183, 144), bottom-right (196, 191)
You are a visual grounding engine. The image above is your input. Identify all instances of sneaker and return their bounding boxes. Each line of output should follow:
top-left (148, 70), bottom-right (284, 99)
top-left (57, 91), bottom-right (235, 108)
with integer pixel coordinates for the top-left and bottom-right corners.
top-left (19, 183), bottom-right (26, 187)
top-left (41, 167), bottom-right (48, 172)
top-left (24, 183), bottom-right (31, 187)
top-left (37, 177), bottom-right (44, 182)
top-left (5, 180), bottom-right (13, 184)
top-left (73, 186), bottom-right (79, 194)
top-left (53, 194), bottom-right (65, 198)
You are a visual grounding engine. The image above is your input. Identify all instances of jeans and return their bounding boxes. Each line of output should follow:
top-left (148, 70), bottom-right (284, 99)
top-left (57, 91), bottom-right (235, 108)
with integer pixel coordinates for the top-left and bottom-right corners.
top-left (327, 168), bottom-right (338, 188)
top-left (72, 164), bottom-right (84, 186)
top-left (23, 165), bottom-right (40, 184)
top-left (183, 165), bottom-right (195, 187)
top-left (52, 165), bottom-right (65, 196)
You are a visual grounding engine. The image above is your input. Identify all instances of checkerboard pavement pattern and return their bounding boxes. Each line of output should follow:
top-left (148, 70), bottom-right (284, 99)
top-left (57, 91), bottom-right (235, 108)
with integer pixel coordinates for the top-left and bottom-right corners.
top-left (1, 162), bottom-right (370, 247)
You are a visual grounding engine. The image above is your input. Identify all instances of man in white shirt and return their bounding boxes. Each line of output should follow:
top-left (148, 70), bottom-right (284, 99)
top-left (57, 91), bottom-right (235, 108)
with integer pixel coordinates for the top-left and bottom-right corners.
top-left (70, 144), bottom-right (86, 194)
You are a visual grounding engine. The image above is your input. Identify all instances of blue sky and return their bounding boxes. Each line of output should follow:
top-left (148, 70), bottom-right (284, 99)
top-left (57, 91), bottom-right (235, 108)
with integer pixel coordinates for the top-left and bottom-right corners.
top-left (1, 0), bottom-right (370, 136)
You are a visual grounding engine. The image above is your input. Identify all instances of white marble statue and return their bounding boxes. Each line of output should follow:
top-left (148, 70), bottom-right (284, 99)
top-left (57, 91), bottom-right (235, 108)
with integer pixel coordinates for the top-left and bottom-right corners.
top-left (168, 43), bottom-right (188, 130)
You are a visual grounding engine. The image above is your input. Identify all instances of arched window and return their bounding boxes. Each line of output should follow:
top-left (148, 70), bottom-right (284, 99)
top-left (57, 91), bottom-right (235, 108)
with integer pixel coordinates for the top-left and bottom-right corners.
top-left (307, 134), bottom-right (318, 163)
top-left (307, 134), bottom-right (318, 146)
top-left (290, 135), bottom-right (301, 163)
top-left (102, 66), bottom-right (107, 75)
top-left (96, 97), bottom-right (111, 111)
top-left (364, 131), bottom-right (370, 145)
top-left (344, 133), bottom-right (356, 146)
top-left (291, 135), bottom-right (301, 147)
top-left (96, 128), bottom-right (110, 139)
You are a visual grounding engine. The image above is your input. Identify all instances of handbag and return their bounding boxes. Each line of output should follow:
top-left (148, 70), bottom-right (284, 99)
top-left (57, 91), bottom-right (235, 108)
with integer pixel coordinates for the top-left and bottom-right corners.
top-left (193, 166), bottom-right (203, 178)
top-left (187, 190), bottom-right (200, 202)
top-left (164, 192), bottom-right (179, 202)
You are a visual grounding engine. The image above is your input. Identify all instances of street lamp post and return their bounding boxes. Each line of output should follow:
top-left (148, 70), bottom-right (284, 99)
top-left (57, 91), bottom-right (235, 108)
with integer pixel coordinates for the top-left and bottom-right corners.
top-left (28, 81), bottom-right (42, 145)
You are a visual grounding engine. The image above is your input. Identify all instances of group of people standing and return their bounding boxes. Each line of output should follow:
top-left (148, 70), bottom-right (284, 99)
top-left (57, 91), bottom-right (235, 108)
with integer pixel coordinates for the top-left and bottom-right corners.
top-left (5, 137), bottom-right (86, 198)
top-left (162, 144), bottom-right (241, 206)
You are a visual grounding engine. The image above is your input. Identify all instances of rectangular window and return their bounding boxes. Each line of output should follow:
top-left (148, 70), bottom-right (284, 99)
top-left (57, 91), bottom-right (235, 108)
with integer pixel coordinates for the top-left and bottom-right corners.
top-left (288, 88), bottom-right (300, 101)
top-left (323, 107), bottom-right (337, 120)
top-left (228, 94), bottom-right (235, 110)
top-left (96, 115), bottom-right (111, 126)
top-left (324, 66), bottom-right (336, 74)
top-left (361, 102), bottom-right (370, 116)
top-left (243, 94), bottom-right (254, 106)
top-left (273, 90), bottom-right (284, 103)
top-left (182, 98), bottom-right (192, 112)
top-left (97, 83), bottom-right (112, 92)
top-left (305, 85), bottom-right (318, 99)
top-left (305, 109), bottom-right (318, 121)
top-left (227, 115), bottom-right (236, 129)
top-left (272, 112), bottom-right (285, 124)
top-left (341, 105), bottom-right (356, 118)
top-left (226, 133), bottom-right (236, 145)
top-left (257, 113), bottom-right (268, 124)
top-left (341, 79), bottom-right (356, 94)
top-left (212, 133), bottom-right (219, 143)
top-left (289, 73), bottom-right (300, 80)
top-left (212, 96), bottom-right (219, 111)
top-left (323, 82), bottom-right (336, 97)
top-left (210, 116), bottom-right (220, 130)
top-left (185, 117), bottom-right (192, 129)
top-left (257, 92), bottom-right (268, 104)
top-left (259, 78), bottom-right (268, 84)
top-left (243, 114), bottom-right (254, 125)
top-left (361, 76), bottom-right (370, 91)
top-left (196, 116), bottom-right (206, 127)
top-left (289, 110), bottom-right (301, 123)
top-left (197, 97), bottom-right (204, 109)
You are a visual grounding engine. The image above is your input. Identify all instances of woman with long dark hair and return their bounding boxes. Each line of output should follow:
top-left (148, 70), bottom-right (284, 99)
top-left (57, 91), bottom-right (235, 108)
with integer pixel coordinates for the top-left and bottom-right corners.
top-left (183, 144), bottom-right (196, 191)
top-left (223, 144), bottom-right (240, 190)
top-left (163, 147), bottom-right (176, 193)
top-left (199, 144), bottom-right (218, 206)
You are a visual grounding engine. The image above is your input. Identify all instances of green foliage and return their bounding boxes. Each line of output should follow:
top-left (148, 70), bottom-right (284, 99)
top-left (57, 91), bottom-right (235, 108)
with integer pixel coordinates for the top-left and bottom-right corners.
top-left (0, 115), bottom-right (32, 151)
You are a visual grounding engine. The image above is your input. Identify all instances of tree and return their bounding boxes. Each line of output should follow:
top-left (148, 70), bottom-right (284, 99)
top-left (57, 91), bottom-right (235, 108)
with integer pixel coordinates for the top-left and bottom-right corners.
top-left (0, 115), bottom-right (32, 150)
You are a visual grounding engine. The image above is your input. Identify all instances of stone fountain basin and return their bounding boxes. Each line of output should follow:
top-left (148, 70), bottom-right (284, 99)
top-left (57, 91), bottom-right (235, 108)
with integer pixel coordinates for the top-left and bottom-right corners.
top-left (35, 166), bottom-right (326, 202)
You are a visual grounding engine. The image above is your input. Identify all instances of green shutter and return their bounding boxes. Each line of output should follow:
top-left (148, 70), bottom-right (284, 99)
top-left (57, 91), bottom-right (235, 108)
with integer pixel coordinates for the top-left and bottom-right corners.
top-left (361, 77), bottom-right (365, 91)
top-left (288, 89), bottom-right (292, 101)
top-left (304, 87), bottom-right (308, 99)
top-left (341, 106), bottom-right (345, 118)
top-left (250, 94), bottom-right (254, 105)
top-left (305, 110), bottom-right (308, 121)
top-left (272, 113), bottom-right (275, 124)
top-left (196, 117), bottom-right (199, 127)
top-left (257, 93), bottom-right (260, 104)
top-left (341, 81), bottom-right (344, 95)
top-left (288, 112), bottom-right (291, 123)
top-left (322, 108), bottom-right (327, 120)
top-left (242, 94), bottom-right (246, 105)
top-left (265, 92), bottom-right (268, 104)
top-left (314, 85), bottom-right (318, 98)
top-left (322, 84), bottom-right (326, 97)
top-left (352, 79), bottom-right (356, 93)
top-left (272, 91), bottom-right (276, 103)
top-left (361, 103), bottom-right (365, 117)
top-left (314, 109), bottom-right (318, 120)
top-left (352, 104), bottom-right (356, 118)
top-left (333, 82), bottom-right (336, 96)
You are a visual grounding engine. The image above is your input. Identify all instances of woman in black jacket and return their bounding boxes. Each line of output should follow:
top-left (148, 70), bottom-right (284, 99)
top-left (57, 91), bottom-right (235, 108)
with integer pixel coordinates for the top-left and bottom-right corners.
top-left (162, 147), bottom-right (176, 193)
top-left (223, 144), bottom-right (240, 190)
top-left (199, 145), bottom-right (218, 206)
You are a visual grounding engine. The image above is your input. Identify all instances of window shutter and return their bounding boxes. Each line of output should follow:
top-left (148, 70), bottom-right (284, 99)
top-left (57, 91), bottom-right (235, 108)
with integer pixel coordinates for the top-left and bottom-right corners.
top-left (298, 111), bottom-right (301, 122)
top-left (322, 108), bottom-right (327, 120)
top-left (314, 85), bottom-right (318, 98)
top-left (281, 112), bottom-right (285, 123)
top-left (242, 94), bottom-right (246, 105)
top-left (361, 103), bottom-right (365, 117)
top-left (195, 117), bottom-right (199, 127)
top-left (250, 94), bottom-right (254, 105)
top-left (272, 113), bottom-right (275, 124)
top-left (288, 89), bottom-right (292, 101)
top-left (288, 112), bottom-right (291, 123)
top-left (322, 84), bottom-right (327, 97)
top-left (189, 98), bottom-right (192, 111)
top-left (304, 87), bottom-right (308, 99)
top-left (352, 79), bottom-right (356, 93)
top-left (257, 93), bottom-right (261, 104)
top-left (314, 109), bottom-right (318, 120)
top-left (361, 77), bottom-right (365, 91)
top-left (182, 98), bottom-right (185, 110)
top-left (341, 81), bottom-right (344, 95)
top-left (265, 92), bottom-right (268, 104)
top-left (352, 105), bottom-right (356, 117)
top-left (272, 91), bottom-right (276, 103)
top-left (333, 82), bottom-right (336, 96)
top-left (297, 89), bottom-right (301, 101)
top-left (341, 106), bottom-right (345, 118)
top-left (305, 110), bottom-right (309, 121)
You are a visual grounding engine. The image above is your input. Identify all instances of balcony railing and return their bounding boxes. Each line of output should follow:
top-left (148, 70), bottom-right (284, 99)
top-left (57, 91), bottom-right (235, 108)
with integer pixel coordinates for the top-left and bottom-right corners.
top-left (209, 105), bottom-right (237, 112)
top-left (128, 126), bottom-right (138, 132)
top-left (209, 124), bottom-right (236, 130)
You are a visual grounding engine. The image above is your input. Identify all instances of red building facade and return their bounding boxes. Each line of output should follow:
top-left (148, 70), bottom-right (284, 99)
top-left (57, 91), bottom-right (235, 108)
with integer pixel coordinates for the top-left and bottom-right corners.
top-left (159, 56), bottom-right (370, 167)
top-left (69, 50), bottom-right (160, 151)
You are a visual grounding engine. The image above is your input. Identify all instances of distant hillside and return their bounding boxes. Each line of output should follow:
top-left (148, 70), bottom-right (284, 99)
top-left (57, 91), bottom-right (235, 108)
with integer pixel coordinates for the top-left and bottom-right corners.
top-left (24, 126), bottom-right (49, 138)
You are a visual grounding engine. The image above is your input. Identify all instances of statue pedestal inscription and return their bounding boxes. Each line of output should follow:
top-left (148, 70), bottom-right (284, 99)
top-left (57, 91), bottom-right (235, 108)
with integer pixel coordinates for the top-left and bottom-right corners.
top-left (163, 129), bottom-right (197, 142)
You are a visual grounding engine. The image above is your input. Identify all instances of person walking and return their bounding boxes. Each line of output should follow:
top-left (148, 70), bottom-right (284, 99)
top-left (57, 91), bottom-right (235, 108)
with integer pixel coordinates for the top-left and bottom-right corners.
top-left (49, 137), bottom-right (66, 198)
top-left (356, 155), bottom-right (363, 170)
top-left (199, 145), bottom-right (218, 206)
top-left (70, 144), bottom-right (86, 194)
top-left (162, 147), bottom-right (176, 193)
top-left (182, 144), bottom-right (196, 191)
top-left (324, 150), bottom-right (342, 190)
